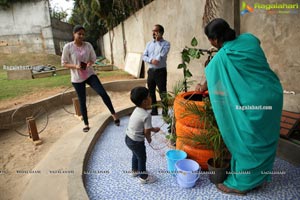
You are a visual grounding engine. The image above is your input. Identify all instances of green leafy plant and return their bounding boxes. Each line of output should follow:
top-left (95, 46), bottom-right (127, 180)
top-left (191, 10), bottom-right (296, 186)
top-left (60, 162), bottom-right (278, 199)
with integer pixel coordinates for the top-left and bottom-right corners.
top-left (162, 37), bottom-right (205, 146)
top-left (159, 80), bottom-right (192, 145)
top-left (177, 37), bottom-right (204, 92)
top-left (175, 37), bottom-right (224, 166)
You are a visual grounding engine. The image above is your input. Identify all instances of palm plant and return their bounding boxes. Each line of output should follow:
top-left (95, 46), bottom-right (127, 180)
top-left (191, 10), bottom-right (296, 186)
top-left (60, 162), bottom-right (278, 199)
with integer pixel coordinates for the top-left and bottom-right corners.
top-left (180, 97), bottom-right (228, 168)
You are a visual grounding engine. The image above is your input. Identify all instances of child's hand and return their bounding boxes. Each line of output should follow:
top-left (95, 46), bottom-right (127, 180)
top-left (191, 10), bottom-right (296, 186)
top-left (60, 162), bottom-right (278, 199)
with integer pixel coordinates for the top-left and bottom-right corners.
top-left (147, 137), bottom-right (152, 144)
top-left (153, 127), bottom-right (160, 133)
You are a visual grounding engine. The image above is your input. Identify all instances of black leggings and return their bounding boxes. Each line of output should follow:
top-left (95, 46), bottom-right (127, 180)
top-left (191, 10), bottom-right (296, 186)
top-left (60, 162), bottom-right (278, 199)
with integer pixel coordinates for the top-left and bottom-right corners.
top-left (72, 75), bottom-right (115, 125)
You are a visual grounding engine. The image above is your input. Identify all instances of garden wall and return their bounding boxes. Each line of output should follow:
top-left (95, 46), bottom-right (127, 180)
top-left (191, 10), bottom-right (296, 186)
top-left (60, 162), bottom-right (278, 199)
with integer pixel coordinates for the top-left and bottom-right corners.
top-left (102, 0), bottom-right (300, 94)
top-left (0, 0), bottom-right (73, 55)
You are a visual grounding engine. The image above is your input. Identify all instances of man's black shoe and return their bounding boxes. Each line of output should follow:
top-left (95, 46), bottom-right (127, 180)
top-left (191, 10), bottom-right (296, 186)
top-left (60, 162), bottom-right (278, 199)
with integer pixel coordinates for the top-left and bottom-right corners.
top-left (151, 109), bottom-right (158, 115)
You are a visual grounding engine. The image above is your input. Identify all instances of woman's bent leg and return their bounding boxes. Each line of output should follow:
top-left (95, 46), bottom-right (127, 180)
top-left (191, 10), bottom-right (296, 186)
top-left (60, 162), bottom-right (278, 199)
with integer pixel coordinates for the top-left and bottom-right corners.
top-left (86, 75), bottom-right (116, 114)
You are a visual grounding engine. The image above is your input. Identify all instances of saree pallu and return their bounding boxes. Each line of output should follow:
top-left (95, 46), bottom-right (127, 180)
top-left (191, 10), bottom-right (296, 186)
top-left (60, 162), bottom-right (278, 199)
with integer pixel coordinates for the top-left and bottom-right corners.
top-left (205, 33), bottom-right (283, 191)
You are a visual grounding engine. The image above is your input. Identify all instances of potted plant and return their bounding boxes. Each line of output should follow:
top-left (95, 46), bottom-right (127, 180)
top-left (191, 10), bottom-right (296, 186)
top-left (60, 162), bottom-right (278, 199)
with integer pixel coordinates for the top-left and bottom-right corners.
top-left (174, 90), bottom-right (215, 170)
top-left (175, 39), bottom-right (229, 182)
top-left (182, 97), bottom-right (230, 184)
top-left (202, 98), bottom-right (230, 184)
top-left (173, 37), bottom-right (218, 170)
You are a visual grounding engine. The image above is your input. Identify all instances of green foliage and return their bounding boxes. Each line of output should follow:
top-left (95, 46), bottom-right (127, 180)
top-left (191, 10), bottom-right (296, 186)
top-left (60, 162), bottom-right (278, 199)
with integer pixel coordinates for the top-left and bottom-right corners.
top-left (160, 80), bottom-right (190, 143)
top-left (178, 37), bottom-right (203, 92)
top-left (49, 6), bottom-right (68, 22)
top-left (0, 0), bottom-right (39, 8)
top-left (165, 133), bottom-right (176, 144)
top-left (71, 0), bottom-right (154, 32)
top-left (70, 0), bottom-right (154, 54)
top-left (182, 97), bottom-right (228, 167)
top-left (191, 37), bottom-right (198, 46)
top-left (0, 0), bottom-right (9, 7)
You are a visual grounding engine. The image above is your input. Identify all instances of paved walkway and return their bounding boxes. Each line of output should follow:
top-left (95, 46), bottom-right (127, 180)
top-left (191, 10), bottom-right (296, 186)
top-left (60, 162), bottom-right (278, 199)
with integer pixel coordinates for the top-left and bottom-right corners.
top-left (85, 115), bottom-right (300, 200)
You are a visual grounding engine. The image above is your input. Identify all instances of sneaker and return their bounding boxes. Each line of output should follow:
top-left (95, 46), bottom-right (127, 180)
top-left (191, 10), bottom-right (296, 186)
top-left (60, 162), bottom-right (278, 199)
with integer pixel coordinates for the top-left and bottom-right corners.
top-left (139, 175), bottom-right (157, 184)
top-left (131, 171), bottom-right (138, 177)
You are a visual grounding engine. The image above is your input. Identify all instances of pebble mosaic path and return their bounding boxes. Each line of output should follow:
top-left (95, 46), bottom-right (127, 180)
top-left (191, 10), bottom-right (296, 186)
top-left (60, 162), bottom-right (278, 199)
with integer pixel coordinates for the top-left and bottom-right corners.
top-left (85, 114), bottom-right (300, 200)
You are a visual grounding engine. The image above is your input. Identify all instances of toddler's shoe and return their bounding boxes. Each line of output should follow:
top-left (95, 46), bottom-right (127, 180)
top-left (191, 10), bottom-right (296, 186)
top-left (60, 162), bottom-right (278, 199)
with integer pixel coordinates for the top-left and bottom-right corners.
top-left (131, 171), bottom-right (138, 177)
top-left (139, 175), bottom-right (157, 184)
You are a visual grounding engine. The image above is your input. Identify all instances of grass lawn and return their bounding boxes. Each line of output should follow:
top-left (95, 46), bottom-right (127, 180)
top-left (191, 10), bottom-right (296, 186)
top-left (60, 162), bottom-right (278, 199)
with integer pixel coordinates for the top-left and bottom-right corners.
top-left (0, 53), bottom-right (133, 101)
top-left (0, 69), bottom-right (132, 101)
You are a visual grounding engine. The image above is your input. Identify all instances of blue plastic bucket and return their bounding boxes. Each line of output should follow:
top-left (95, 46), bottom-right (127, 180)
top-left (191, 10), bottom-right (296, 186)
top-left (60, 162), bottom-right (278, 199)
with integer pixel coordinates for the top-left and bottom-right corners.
top-left (166, 150), bottom-right (187, 175)
top-left (175, 159), bottom-right (200, 182)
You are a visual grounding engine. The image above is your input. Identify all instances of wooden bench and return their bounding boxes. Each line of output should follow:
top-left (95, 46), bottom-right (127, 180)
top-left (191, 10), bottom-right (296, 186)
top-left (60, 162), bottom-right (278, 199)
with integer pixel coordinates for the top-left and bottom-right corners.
top-left (280, 110), bottom-right (300, 138)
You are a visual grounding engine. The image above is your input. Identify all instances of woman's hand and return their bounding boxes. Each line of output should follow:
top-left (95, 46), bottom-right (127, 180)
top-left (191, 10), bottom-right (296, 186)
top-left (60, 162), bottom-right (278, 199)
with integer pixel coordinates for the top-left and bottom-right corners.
top-left (63, 63), bottom-right (81, 70)
top-left (75, 64), bottom-right (81, 69)
top-left (195, 83), bottom-right (201, 91)
top-left (87, 62), bottom-right (94, 67)
top-left (195, 83), bottom-right (208, 92)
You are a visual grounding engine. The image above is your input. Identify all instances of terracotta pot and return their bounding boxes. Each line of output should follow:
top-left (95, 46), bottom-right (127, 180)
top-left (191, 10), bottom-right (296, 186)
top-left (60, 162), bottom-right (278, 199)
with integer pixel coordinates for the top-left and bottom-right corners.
top-left (176, 139), bottom-right (214, 170)
top-left (176, 120), bottom-right (207, 138)
top-left (174, 91), bottom-right (212, 170)
top-left (174, 91), bottom-right (206, 128)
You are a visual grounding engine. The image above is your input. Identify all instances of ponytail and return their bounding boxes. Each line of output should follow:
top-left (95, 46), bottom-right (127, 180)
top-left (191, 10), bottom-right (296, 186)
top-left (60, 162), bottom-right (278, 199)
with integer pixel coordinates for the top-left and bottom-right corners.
top-left (204, 18), bottom-right (236, 43)
top-left (223, 28), bottom-right (236, 42)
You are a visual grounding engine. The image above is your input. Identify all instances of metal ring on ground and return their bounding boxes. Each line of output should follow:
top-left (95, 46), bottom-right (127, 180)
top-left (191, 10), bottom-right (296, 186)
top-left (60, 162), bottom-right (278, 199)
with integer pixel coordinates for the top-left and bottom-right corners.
top-left (11, 104), bottom-right (49, 136)
top-left (61, 86), bottom-right (91, 115)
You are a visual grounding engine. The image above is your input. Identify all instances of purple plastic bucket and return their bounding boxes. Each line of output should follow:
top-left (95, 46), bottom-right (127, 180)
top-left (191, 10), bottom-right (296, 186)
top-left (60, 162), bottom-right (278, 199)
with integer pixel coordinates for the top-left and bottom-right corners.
top-left (176, 173), bottom-right (199, 188)
top-left (175, 159), bottom-right (200, 187)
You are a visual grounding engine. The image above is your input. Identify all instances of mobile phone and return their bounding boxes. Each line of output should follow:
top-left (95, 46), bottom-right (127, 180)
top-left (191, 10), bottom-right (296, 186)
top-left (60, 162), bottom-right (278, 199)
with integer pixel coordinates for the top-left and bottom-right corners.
top-left (80, 62), bottom-right (87, 70)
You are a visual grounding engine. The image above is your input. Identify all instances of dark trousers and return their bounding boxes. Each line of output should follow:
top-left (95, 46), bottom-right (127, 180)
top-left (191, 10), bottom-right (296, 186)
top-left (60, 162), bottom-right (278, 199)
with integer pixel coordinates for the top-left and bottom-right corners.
top-left (72, 74), bottom-right (115, 125)
top-left (125, 135), bottom-right (148, 179)
top-left (147, 68), bottom-right (168, 114)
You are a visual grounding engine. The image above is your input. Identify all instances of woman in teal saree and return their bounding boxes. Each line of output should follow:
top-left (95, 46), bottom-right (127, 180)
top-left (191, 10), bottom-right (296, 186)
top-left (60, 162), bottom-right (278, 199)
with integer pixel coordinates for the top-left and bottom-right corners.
top-left (199, 18), bottom-right (283, 195)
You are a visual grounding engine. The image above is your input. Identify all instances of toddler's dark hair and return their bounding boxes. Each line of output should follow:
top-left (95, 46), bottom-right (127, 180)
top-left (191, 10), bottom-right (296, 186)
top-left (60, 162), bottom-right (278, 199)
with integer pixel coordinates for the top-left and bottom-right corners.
top-left (130, 87), bottom-right (149, 106)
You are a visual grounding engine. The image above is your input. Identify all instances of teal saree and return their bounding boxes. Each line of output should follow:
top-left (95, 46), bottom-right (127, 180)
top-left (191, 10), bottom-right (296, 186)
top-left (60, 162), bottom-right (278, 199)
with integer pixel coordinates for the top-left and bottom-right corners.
top-left (205, 33), bottom-right (283, 191)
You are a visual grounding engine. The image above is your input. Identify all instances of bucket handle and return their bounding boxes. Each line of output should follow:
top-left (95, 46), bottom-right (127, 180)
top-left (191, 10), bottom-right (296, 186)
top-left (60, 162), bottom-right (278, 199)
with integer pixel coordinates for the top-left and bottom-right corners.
top-left (176, 170), bottom-right (200, 181)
